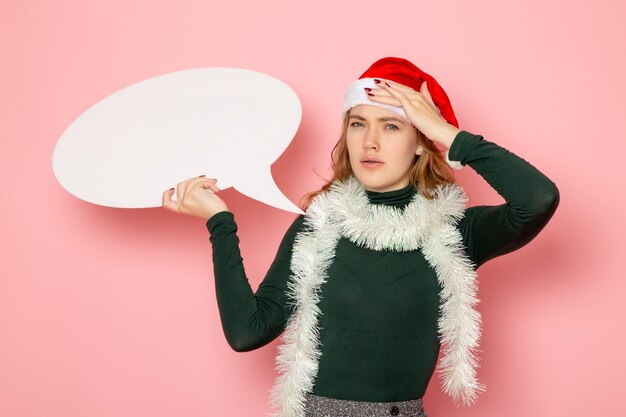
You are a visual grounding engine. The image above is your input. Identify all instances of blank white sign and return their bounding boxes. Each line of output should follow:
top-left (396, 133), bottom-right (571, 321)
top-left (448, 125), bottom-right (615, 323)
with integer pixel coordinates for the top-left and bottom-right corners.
top-left (52, 67), bottom-right (304, 214)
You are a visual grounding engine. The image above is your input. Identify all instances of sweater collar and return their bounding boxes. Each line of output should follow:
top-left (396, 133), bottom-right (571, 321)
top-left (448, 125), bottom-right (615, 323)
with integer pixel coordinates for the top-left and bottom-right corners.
top-left (364, 183), bottom-right (417, 209)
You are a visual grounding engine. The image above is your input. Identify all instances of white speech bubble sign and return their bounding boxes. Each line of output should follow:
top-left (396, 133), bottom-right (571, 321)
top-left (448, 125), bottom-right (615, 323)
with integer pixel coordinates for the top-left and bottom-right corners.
top-left (52, 67), bottom-right (304, 214)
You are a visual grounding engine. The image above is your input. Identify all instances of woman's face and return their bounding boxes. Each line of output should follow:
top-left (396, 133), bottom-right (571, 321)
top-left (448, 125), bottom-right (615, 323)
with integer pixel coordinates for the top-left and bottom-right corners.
top-left (346, 105), bottom-right (423, 192)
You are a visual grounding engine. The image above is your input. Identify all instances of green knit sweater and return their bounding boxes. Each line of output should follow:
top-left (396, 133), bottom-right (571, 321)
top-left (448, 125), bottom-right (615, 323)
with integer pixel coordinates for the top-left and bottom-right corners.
top-left (205, 130), bottom-right (559, 402)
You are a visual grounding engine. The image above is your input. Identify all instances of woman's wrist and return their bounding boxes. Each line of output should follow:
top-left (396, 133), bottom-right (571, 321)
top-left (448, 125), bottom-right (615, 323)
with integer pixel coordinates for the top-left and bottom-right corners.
top-left (435, 124), bottom-right (464, 170)
top-left (434, 123), bottom-right (462, 150)
top-left (206, 209), bottom-right (230, 222)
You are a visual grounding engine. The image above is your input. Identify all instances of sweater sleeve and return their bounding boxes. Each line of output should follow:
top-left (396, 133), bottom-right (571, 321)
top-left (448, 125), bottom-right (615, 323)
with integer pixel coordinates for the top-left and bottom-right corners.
top-left (448, 130), bottom-right (560, 269)
top-left (205, 210), bottom-right (306, 352)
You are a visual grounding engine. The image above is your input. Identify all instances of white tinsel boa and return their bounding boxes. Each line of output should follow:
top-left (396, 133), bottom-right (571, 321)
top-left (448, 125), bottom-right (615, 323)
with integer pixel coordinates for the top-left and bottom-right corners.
top-left (268, 175), bottom-right (485, 417)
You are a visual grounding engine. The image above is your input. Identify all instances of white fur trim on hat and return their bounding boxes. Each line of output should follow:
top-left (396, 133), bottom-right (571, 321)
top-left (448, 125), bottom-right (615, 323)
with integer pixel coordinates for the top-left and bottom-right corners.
top-left (342, 77), bottom-right (410, 122)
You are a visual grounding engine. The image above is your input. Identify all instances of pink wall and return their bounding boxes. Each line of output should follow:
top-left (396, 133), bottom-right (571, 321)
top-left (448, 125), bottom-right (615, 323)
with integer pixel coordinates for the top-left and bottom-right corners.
top-left (1, 1), bottom-right (624, 416)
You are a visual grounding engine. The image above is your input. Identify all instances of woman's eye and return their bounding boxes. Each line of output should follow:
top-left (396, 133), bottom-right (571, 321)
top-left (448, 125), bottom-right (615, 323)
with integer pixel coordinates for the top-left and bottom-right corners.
top-left (349, 122), bottom-right (398, 130)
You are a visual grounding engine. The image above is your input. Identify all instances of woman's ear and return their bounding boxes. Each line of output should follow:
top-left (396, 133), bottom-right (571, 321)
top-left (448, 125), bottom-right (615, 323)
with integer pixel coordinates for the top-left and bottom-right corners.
top-left (416, 145), bottom-right (424, 156)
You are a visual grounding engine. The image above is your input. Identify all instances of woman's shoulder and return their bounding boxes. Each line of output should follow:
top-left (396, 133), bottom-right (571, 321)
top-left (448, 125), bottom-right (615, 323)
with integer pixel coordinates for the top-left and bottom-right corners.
top-left (282, 213), bottom-right (308, 240)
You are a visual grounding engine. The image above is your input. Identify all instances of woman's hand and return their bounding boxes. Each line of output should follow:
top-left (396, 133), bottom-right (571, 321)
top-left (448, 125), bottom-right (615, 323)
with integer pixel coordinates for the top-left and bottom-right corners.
top-left (162, 176), bottom-right (229, 221)
top-left (367, 79), bottom-right (461, 149)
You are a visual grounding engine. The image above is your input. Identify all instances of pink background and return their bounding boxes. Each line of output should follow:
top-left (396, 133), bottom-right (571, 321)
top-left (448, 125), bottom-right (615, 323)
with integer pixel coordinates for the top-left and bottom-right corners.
top-left (1, 0), bottom-right (624, 416)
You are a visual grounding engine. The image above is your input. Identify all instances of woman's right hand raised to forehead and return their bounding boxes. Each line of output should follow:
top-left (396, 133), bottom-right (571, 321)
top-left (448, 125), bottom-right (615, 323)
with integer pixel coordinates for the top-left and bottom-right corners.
top-left (162, 175), bottom-right (230, 221)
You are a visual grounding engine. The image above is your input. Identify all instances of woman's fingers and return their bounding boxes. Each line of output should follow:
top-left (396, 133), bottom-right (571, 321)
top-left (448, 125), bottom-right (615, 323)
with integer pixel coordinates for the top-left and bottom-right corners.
top-left (189, 177), bottom-right (220, 193)
top-left (366, 89), bottom-right (403, 107)
top-left (174, 175), bottom-right (203, 211)
top-left (372, 85), bottom-right (417, 118)
top-left (376, 79), bottom-right (416, 94)
top-left (418, 81), bottom-right (443, 116)
top-left (375, 80), bottom-right (437, 112)
top-left (163, 176), bottom-right (228, 221)
top-left (381, 84), bottom-right (412, 108)
top-left (420, 81), bottom-right (433, 101)
top-left (207, 179), bottom-right (220, 192)
top-left (369, 83), bottom-right (422, 105)
top-left (162, 188), bottom-right (178, 213)
top-left (176, 174), bottom-right (204, 209)
top-left (163, 176), bottom-right (215, 213)
top-left (419, 81), bottom-right (440, 114)
top-left (200, 181), bottom-right (220, 193)
top-left (381, 78), bottom-right (434, 109)
top-left (380, 81), bottom-right (441, 120)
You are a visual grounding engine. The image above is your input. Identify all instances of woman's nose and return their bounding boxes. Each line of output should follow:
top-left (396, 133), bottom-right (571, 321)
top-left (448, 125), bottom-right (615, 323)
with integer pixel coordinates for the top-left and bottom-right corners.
top-left (363, 128), bottom-right (379, 150)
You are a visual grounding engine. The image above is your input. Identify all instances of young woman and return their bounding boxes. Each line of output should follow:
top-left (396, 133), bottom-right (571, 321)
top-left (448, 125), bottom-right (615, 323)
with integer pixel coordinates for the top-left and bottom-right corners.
top-left (162, 57), bottom-right (560, 417)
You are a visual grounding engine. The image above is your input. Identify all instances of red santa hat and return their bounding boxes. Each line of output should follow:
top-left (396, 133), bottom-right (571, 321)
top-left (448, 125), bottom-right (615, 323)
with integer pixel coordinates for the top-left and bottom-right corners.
top-left (342, 57), bottom-right (463, 169)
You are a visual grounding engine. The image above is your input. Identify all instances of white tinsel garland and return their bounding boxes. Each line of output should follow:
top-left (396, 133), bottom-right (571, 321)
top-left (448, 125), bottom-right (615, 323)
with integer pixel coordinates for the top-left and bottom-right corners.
top-left (268, 175), bottom-right (485, 417)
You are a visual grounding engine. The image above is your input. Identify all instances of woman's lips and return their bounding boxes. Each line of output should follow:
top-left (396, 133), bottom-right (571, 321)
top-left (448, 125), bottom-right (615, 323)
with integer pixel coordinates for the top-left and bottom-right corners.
top-left (361, 161), bottom-right (384, 169)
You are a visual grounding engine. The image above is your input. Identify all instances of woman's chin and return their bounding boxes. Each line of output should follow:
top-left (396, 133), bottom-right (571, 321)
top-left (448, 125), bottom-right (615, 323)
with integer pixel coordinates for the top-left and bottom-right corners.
top-left (354, 174), bottom-right (385, 191)
top-left (353, 170), bottom-right (411, 193)
top-left (352, 166), bottom-right (406, 191)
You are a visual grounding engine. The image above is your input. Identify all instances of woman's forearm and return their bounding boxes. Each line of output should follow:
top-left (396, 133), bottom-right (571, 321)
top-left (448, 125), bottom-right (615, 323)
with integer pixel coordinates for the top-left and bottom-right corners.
top-left (206, 211), bottom-right (301, 352)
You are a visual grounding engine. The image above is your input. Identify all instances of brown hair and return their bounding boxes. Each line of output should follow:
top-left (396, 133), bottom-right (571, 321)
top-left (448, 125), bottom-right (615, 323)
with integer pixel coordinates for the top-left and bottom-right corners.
top-left (298, 108), bottom-right (457, 211)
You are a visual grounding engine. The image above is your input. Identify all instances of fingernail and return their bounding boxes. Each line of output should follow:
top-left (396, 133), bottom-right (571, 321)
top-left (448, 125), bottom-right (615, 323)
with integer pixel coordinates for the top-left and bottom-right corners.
top-left (199, 175), bottom-right (205, 177)
top-left (374, 79), bottom-right (380, 84)
top-left (364, 87), bottom-right (371, 92)
top-left (367, 93), bottom-right (374, 96)
top-left (169, 187), bottom-right (174, 190)
top-left (385, 82), bottom-right (390, 87)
